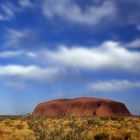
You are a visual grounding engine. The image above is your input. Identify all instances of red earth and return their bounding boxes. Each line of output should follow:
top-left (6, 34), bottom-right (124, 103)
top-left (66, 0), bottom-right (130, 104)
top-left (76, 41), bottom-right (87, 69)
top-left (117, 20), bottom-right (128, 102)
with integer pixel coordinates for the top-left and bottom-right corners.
top-left (32, 97), bottom-right (131, 117)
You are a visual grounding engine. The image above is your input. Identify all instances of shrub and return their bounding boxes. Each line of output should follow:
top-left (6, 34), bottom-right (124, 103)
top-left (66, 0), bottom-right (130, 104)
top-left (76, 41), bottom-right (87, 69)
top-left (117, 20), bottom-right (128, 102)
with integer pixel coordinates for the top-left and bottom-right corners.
top-left (87, 117), bottom-right (101, 125)
top-left (94, 132), bottom-right (109, 140)
top-left (122, 132), bottom-right (131, 140)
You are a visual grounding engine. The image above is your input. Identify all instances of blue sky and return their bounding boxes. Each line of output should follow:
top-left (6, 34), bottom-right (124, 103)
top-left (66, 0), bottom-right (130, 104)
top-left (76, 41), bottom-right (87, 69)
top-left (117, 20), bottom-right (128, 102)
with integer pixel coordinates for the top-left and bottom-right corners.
top-left (0, 0), bottom-right (140, 115)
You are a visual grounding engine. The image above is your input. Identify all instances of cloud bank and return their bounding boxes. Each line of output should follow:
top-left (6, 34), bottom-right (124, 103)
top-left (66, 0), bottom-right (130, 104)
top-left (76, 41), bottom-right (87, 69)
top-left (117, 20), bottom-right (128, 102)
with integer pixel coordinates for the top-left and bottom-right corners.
top-left (87, 80), bottom-right (140, 92)
top-left (42, 0), bottom-right (140, 27)
top-left (0, 65), bottom-right (60, 81)
top-left (43, 0), bottom-right (115, 25)
top-left (45, 41), bottom-right (140, 73)
top-left (0, 50), bottom-right (37, 58)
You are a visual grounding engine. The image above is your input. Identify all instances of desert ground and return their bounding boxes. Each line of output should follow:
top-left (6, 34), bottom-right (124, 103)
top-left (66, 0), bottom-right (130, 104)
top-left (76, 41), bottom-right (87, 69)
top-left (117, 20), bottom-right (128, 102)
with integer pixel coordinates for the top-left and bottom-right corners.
top-left (0, 115), bottom-right (140, 140)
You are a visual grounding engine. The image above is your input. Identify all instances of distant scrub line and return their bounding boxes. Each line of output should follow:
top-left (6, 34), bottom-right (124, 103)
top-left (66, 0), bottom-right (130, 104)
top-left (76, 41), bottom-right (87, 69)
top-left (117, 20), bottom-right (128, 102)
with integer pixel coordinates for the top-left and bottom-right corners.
top-left (0, 115), bottom-right (140, 140)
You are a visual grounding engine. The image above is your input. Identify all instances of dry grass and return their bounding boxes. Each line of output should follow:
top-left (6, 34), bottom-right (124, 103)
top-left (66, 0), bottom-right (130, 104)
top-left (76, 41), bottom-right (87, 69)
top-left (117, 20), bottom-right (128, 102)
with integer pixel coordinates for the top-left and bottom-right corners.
top-left (0, 115), bottom-right (140, 140)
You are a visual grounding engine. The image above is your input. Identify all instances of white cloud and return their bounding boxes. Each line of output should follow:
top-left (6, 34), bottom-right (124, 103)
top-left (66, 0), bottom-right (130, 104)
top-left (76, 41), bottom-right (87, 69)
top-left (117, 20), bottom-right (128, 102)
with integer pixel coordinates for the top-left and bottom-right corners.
top-left (0, 51), bottom-right (23, 58)
top-left (5, 81), bottom-right (26, 91)
top-left (5, 29), bottom-right (36, 47)
top-left (0, 1), bottom-right (35, 21)
top-left (136, 25), bottom-right (140, 31)
top-left (127, 39), bottom-right (140, 48)
top-left (42, 0), bottom-right (140, 27)
top-left (19, 0), bottom-right (32, 7)
top-left (45, 41), bottom-right (140, 73)
top-left (0, 2), bottom-right (15, 21)
top-left (43, 0), bottom-right (115, 25)
top-left (87, 80), bottom-right (140, 92)
top-left (0, 50), bottom-right (37, 58)
top-left (26, 52), bottom-right (38, 58)
top-left (0, 65), bottom-right (60, 81)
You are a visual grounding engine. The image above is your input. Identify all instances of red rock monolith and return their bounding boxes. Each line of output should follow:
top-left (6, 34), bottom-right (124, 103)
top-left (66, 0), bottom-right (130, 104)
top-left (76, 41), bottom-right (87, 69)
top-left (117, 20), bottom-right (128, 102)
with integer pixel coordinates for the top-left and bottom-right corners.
top-left (32, 97), bottom-right (131, 117)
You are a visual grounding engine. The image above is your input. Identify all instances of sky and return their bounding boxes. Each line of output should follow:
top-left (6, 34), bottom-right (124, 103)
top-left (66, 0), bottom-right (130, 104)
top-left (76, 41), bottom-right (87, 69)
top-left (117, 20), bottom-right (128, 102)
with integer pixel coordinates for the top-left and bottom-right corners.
top-left (0, 0), bottom-right (140, 115)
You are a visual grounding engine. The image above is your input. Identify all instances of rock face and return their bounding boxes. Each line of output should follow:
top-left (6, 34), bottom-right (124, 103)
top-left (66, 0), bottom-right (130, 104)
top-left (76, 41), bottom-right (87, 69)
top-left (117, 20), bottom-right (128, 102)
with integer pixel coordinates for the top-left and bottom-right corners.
top-left (32, 97), bottom-right (131, 117)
